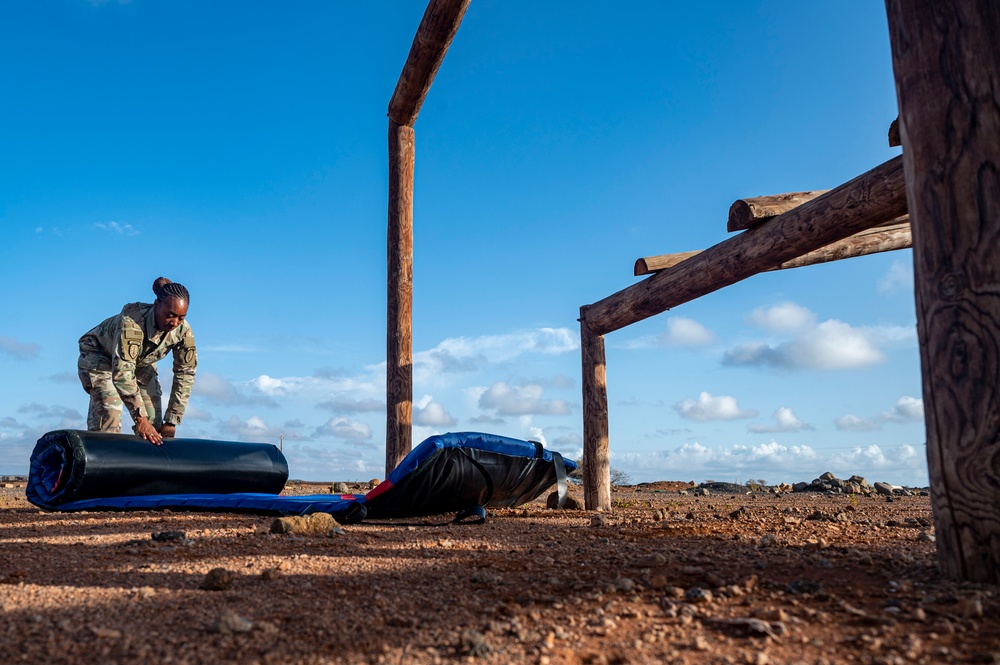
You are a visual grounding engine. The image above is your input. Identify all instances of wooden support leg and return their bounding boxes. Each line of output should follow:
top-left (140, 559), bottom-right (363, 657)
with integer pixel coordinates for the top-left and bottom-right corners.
top-left (581, 309), bottom-right (611, 510)
top-left (386, 121), bottom-right (415, 476)
top-left (886, 0), bottom-right (1000, 582)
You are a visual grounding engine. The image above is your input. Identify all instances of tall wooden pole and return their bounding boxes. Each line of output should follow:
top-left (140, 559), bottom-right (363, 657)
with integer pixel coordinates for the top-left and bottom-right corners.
top-left (886, 0), bottom-right (1000, 582)
top-left (385, 0), bottom-right (470, 476)
top-left (386, 121), bottom-right (415, 475)
top-left (580, 310), bottom-right (611, 510)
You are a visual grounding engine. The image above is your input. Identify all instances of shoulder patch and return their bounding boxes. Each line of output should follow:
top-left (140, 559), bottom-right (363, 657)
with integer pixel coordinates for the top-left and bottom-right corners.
top-left (121, 322), bottom-right (143, 362)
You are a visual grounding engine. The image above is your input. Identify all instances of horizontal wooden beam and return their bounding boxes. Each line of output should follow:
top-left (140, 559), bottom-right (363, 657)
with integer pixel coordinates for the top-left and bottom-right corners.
top-left (634, 218), bottom-right (911, 276)
top-left (388, 0), bottom-right (471, 127)
top-left (583, 156), bottom-right (907, 336)
top-left (633, 251), bottom-right (701, 276)
top-left (775, 220), bottom-right (910, 269)
top-left (728, 191), bottom-right (829, 232)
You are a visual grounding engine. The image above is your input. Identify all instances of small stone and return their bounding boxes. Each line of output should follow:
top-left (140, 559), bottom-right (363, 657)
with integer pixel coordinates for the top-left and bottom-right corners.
top-left (331, 482), bottom-right (350, 494)
top-left (590, 515), bottom-right (607, 527)
top-left (260, 568), bottom-right (281, 581)
top-left (685, 587), bottom-right (713, 604)
top-left (613, 578), bottom-right (635, 593)
top-left (786, 579), bottom-right (822, 595)
top-left (635, 552), bottom-right (667, 567)
top-left (212, 609), bottom-right (253, 634)
top-left (151, 531), bottom-right (186, 542)
top-left (271, 512), bottom-right (342, 535)
top-left (546, 492), bottom-right (582, 509)
top-left (874, 482), bottom-right (894, 496)
top-left (959, 597), bottom-right (984, 618)
top-left (459, 628), bottom-right (491, 658)
top-left (201, 567), bottom-right (236, 591)
top-left (917, 530), bottom-right (936, 542)
top-left (367, 478), bottom-right (381, 489)
top-left (89, 626), bottom-right (122, 639)
top-left (137, 586), bottom-right (156, 599)
top-left (693, 635), bottom-right (710, 651)
top-left (758, 533), bottom-right (778, 547)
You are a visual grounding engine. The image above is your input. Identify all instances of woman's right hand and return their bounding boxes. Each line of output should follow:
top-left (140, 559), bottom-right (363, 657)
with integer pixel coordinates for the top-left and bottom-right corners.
top-left (135, 417), bottom-right (164, 446)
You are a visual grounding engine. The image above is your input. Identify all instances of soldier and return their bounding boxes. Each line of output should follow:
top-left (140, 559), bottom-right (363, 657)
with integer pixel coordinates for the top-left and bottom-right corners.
top-left (77, 277), bottom-right (197, 446)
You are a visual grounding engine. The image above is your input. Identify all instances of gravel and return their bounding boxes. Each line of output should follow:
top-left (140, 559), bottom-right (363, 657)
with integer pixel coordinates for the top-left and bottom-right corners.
top-left (0, 479), bottom-right (996, 664)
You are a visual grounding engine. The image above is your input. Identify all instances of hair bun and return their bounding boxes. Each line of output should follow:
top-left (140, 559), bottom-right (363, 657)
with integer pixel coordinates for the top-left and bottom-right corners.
top-left (152, 277), bottom-right (172, 297)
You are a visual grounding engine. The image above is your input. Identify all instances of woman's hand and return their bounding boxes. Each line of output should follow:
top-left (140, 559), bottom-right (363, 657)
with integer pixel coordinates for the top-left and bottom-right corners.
top-left (159, 424), bottom-right (177, 439)
top-left (135, 417), bottom-right (163, 446)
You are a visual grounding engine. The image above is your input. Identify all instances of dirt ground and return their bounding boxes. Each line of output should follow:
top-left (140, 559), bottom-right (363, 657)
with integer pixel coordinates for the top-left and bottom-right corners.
top-left (1, 479), bottom-right (998, 665)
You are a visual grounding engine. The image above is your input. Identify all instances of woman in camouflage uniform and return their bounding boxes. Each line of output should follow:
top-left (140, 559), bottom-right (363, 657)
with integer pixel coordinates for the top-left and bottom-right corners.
top-left (77, 277), bottom-right (197, 446)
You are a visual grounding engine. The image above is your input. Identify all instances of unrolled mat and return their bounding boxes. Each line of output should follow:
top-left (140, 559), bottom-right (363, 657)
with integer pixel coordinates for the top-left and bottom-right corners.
top-left (26, 430), bottom-right (575, 524)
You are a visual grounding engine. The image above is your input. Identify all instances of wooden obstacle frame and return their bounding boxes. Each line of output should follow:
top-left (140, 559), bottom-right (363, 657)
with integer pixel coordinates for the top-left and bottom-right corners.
top-left (386, 0), bottom-right (1000, 583)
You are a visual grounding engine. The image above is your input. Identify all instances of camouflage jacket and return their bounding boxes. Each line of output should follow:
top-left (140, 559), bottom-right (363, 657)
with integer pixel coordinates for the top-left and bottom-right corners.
top-left (78, 302), bottom-right (197, 426)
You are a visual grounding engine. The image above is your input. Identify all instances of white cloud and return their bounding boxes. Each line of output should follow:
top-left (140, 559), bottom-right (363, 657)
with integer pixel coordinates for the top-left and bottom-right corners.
top-left (313, 417), bottom-right (373, 441)
top-left (194, 373), bottom-right (279, 407)
top-left (478, 382), bottom-right (571, 416)
top-left (281, 442), bottom-right (382, 482)
top-left (611, 440), bottom-right (927, 487)
top-left (470, 414), bottom-right (506, 425)
top-left (660, 316), bottom-right (716, 346)
top-left (552, 432), bottom-right (582, 449)
top-left (315, 397), bottom-right (385, 414)
top-left (674, 392), bottom-right (757, 421)
top-left (723, 319), bottom-right (885, 370)
top-left (747, 407), bottom-right (813, 433)
top-left (836, 396), bottom-right (924, 432)
top-left (413, 398), bottom-right (458, 427)
top-left (882, 396), bottom-right (924, 422)
top-left (219, 415), bottom-right (286, 441)
top-left (747, 302), bottom-right (816, 332)
top-left (94, 221), bottom-right (139, 236)
top-left (825, 444), bottom-right (925, 483)
top-left (861, 324), bottom-right (918, 347)
top-left (182, 404), bottom-right (214, 422)
top-left (17, 403), bottom-right (83, 422)
top-left (834, 414), bottom-right (883, 432)
top-left (878, 260), bottom-right (914, 295)
top-left (413, 328), bottom-right (578, 384)
top-left (0, 336), bottom-right (40, 359)
top-left (616, 439), bottom-right (818, 481)
top-left (620, 316), bottom-right (716, 350)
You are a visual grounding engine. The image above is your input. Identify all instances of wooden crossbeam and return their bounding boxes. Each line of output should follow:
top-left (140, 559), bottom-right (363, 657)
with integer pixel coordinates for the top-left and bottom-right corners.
top-left (728, 191), bottom-right (830, 232)
top-left (388, 0), bottom-right (471, 127)
top-left (635, 217), bottom-right (911, 276)
top-left (582, 156), bottom-right (907, 337)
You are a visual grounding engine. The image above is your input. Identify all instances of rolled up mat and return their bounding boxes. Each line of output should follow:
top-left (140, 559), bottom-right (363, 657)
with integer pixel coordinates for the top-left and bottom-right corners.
top-left (27, 429), bottom-right (289, 509)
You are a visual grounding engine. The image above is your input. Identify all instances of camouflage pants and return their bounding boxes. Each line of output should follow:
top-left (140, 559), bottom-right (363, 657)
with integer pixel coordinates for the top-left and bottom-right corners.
top-left (78, 357), bottom-right (162, 433)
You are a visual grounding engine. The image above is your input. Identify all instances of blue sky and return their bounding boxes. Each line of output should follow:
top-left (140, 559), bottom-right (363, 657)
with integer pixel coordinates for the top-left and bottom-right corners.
top-left (0, 1), bottom-right (927, 486)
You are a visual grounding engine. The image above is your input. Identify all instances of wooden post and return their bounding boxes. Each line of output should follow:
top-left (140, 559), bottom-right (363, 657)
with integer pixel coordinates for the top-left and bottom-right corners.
top-left (586, 156), bottom-right (908, 336)
top-left (384, 0), bottom-right (469, 475)
top-left (886, 0), bottom-right (1000, 582)
top-left (580, 309), bottom-right (611, 511)
top-left (386, 121), bottom-right (415, 476)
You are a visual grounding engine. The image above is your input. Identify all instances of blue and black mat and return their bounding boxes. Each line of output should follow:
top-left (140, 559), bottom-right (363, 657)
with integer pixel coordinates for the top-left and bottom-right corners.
top-left (26, 430), bottom-right (575, 524)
